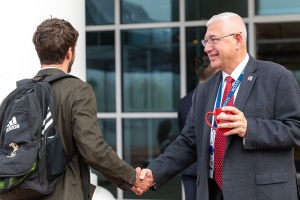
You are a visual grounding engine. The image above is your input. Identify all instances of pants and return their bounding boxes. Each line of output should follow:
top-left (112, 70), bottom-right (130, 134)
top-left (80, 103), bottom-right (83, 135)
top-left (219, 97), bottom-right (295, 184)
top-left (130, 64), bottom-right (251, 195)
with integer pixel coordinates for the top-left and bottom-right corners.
top-left (182, 175), bottom-right (197, 200)
top-left (208, 178), bottom-right (223, 200)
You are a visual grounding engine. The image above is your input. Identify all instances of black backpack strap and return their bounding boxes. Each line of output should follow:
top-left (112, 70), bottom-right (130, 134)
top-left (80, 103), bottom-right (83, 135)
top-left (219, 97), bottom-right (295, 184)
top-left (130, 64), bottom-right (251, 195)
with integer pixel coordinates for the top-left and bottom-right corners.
top-left (43, 73), bottom-right (77, 83)
top-left (79, 154), bottom-right (92, 200)
top-left (65, 148), bottom-right (78, 166)
top-left (17, 73), bottom-right (77, 87)
top-left (63, 149), bottom-right (90, 199)
top-left (33, 74), bottom-right (49, 83)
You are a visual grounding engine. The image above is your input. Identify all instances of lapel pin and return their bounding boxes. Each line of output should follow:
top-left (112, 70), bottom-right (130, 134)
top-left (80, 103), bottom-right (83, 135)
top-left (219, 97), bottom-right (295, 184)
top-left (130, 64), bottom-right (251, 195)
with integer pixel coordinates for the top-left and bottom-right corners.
top-left (247, 76), bottom-right (253, 81)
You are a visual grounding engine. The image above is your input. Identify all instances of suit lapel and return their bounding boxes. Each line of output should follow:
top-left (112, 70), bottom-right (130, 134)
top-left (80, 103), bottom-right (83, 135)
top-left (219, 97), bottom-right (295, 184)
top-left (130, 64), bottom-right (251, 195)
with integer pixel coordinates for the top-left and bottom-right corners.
top-left (202, 72), bottom-right (222, 155)
top-left (234, 56), bottom-right (258, 112)
top-left (226, 55), bottom-right (258, 146)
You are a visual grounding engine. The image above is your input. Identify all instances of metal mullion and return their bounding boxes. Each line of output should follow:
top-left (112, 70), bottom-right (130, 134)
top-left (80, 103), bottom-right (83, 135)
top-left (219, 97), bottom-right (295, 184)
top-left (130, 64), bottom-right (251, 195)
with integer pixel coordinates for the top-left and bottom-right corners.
top-left (86, 25), bottom-right (115, 31)
top-left (179, 0), bottom-right (186, 199)
top-left (248, 0), bottom-right (256, 58)
top-left (97, 113), bottom-right (118, 118)
top-left (184, 20), bottom-right (208, 27)
top-left (119, 22), bottom-right (180, 30)
top-left (114, 0), bottom-right (123, 199)
top-left (86, 22), bottom-right (186, 32)
top-left (253, 13), bottom-right (300, 23)
top-left (85, 20), bottom-right (211, 34)
top-left (97, 112), bottom-right (177, 119)
top-left (120, 112), bottom-right (177, 118)
top-left (179, 0), bottom-right (186, 99)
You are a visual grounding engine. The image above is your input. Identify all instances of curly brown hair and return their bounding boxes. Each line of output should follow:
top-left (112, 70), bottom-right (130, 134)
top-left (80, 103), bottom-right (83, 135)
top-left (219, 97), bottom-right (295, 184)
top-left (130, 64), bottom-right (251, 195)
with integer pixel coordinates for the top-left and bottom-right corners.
top-left (32, 17), bottom-right (79, 65)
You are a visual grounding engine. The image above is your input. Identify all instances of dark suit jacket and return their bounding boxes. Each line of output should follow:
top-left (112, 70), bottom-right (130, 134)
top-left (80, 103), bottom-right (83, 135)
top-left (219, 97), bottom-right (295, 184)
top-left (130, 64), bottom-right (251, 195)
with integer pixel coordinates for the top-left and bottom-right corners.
top-left (149, 55), bottom-right (300, 200)
top-left (178, 90), bottom-right (197, 176)
top-left (178, 90), bottom-right (194, 132)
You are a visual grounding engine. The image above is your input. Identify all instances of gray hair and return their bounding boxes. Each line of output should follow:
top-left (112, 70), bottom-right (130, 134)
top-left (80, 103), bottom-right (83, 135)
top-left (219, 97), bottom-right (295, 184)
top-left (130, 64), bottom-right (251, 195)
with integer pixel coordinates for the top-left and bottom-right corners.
top-left (206, 12), bottom-right (247, 43)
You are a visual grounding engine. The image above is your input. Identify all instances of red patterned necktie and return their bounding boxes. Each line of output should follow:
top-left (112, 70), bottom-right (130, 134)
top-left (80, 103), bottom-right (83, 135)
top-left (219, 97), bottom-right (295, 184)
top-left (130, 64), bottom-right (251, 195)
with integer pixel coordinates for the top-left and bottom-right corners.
top-left (214, 76), bottom-right (235, 189)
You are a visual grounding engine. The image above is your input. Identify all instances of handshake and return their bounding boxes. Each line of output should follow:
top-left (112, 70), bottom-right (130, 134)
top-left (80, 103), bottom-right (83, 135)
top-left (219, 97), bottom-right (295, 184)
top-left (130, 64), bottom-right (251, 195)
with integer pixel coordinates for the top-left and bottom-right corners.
top-left (131, 167), bottom-right (154, 195)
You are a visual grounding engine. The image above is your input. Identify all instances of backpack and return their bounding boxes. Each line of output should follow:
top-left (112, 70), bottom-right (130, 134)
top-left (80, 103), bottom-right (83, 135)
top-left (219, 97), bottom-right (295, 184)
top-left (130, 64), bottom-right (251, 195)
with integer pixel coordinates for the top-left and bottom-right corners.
top-left (0, 74), bottom-right (79, 197)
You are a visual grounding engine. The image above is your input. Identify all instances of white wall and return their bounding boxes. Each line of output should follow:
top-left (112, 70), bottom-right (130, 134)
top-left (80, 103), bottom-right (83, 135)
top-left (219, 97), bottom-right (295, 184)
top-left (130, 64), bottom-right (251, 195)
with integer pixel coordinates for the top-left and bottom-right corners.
top-left (0, 0), bottom-right (86, 103)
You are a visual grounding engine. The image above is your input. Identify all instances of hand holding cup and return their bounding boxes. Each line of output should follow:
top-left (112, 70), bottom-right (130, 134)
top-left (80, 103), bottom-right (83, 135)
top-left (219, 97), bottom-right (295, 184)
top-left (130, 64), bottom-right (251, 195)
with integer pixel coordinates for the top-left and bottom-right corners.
top-left (205, 108), bottom-right (233, 132)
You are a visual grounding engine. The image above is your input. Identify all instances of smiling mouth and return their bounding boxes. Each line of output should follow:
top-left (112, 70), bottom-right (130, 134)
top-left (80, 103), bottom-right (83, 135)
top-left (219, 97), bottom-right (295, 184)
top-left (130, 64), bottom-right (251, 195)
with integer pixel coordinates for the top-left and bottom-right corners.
top-left (209, 54), bottom-right (218, 59)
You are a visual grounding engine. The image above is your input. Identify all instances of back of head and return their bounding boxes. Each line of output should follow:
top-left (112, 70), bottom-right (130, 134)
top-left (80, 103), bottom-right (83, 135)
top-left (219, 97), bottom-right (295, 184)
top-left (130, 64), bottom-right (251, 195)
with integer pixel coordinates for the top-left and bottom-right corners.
top-left (206, 12), bottom-right (247, 45)
top-left (32, 18), bottom-right (79, 65)
top-left (195, 55), bottom-right (218, 81)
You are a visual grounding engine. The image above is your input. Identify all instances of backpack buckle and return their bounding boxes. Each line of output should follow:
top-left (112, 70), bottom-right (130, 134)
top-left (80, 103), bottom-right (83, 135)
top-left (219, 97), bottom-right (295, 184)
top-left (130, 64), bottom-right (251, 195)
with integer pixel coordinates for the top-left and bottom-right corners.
top-left (33, 74), bottom-right (48, 83)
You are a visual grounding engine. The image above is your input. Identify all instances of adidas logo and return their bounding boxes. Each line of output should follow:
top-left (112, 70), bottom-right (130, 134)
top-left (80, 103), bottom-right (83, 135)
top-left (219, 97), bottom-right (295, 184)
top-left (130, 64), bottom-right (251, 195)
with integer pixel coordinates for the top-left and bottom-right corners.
top-left (42, 107), bottom-right (53, 136)
top-left (6, 116), bottom-right (20, 133)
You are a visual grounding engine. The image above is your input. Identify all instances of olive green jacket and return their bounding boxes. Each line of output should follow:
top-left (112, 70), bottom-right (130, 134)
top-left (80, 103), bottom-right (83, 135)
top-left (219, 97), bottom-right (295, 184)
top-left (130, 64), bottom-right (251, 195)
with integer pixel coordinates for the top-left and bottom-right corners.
top-left (0, 68), bottom-right (136, 200)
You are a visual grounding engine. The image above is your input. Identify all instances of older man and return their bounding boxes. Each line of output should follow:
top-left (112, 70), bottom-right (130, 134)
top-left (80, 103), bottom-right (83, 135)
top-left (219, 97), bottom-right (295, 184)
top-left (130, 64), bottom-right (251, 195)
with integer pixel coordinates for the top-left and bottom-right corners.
top-left (133, 12), bottom-right (300, 200)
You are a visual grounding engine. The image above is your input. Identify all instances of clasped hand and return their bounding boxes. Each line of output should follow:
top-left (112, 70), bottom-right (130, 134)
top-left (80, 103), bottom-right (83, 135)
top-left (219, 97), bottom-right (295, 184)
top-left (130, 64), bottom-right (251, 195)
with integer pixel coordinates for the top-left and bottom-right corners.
top-left (131, 168), bottom-right (153, 195)
top-left (217, 106), bottom-right (247, 138)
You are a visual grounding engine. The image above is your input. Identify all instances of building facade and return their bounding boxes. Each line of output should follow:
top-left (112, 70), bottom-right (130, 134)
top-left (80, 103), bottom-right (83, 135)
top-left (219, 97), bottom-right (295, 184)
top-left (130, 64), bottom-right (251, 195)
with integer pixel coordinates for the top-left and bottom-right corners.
top-left (86, 0), bottom-right (300, 200)
top-left (1, 0), bottom-right (300, 200)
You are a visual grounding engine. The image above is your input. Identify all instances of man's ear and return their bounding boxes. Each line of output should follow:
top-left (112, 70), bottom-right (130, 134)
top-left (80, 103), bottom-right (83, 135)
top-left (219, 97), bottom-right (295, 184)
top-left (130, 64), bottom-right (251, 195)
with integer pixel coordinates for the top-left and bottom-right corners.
top-left (65, 47), bottom-right (73, 60)
top-left (235, 33), bottom-right (243, 49)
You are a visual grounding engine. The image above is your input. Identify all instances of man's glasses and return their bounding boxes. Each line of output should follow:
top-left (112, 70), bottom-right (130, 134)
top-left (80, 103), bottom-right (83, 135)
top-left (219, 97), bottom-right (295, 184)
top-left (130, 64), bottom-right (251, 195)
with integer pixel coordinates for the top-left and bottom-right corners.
top-left (201, 32), bottom-right (242, 47)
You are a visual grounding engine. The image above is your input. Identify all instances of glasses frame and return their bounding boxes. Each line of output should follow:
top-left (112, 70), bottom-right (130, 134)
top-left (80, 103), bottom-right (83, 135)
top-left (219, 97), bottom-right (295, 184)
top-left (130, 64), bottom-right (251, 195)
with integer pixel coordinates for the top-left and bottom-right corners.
top-left (201, 32), bottom-right (242, 47)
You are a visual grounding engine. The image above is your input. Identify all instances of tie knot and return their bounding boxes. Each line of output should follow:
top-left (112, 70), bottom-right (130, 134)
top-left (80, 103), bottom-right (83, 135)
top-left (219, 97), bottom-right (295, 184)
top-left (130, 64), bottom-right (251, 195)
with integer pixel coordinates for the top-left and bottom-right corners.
top-left (225, 76), bottom-right (234, 84)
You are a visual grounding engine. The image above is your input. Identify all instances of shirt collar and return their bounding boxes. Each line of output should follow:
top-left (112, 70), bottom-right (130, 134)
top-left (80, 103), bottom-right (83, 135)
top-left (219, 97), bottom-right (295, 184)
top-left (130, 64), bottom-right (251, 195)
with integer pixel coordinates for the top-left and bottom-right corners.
top-left (221, 53), bottom-right (249, 83)
top-left (39, 66), bottom-right (65, 73)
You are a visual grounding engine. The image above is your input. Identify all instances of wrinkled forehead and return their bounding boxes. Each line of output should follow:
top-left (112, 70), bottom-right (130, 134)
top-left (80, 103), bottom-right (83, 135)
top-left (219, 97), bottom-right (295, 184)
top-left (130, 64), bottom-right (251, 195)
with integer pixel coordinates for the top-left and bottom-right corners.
top-left (204, 20), bottom-right (225, 38)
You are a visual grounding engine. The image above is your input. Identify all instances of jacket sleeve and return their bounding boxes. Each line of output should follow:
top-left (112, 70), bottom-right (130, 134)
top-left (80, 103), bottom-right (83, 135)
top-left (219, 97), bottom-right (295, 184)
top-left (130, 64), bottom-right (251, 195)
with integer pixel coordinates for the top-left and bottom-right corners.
top-left (71, 83), bottom-right (136, 191)
top-left (244, 69), bottom-right (300, 149)
top-left (149, 87), bottom-right (198, 189)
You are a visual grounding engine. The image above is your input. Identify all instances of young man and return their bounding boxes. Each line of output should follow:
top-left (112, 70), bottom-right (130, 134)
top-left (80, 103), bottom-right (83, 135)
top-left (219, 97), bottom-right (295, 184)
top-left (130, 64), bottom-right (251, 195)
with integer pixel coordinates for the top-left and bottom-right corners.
top-left (134, 12), bottom-right (300, 200)
top-left (1, 18), bottom-right (151, 200)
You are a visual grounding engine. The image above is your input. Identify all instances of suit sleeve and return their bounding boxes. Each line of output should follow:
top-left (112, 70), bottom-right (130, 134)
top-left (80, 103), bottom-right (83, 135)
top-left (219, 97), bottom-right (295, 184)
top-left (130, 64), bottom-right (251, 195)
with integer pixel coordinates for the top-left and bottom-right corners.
top-left (148, 88), bottom-right (198, 189)
top-left (71, 83), bottom-right (136, 191)
top-left (244, 69), bottom-right (300, 149)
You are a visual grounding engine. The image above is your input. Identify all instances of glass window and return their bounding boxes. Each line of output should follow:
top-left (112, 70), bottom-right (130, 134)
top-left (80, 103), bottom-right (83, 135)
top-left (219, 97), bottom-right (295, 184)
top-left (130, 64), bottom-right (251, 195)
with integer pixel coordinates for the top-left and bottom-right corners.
top-left (122, 28), bottom-right (180, 112)
top-left (91, 119), bottom-right (117, 198)
top-left (256, 22), bottom-right (300, 85)
top-left (185, 0), bottom-right (248, 21)
top-left (123, 118), bottom-right (181, 199)
top-left (186, 26), bottom-right (207, 93)
top-left (256, 0), bottom-right (300, 15)
top-left (121, 0), bottom-right (179, 24)
top-left (86, 31), bottom-right (116, 112)
top-left (86, 0), bottom-right (114, 25)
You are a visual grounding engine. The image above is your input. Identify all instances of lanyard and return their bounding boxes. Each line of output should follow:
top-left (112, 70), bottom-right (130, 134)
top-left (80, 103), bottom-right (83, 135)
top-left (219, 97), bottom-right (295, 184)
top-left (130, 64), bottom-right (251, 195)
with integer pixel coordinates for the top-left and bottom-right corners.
top-left (215, 67), bottom-right (245, 108)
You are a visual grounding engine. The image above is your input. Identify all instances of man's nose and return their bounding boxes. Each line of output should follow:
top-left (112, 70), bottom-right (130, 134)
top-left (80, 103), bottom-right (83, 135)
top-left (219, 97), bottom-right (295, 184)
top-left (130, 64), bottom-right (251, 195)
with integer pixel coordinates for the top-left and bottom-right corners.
top-left (204, 42), bottom-right (213, 52)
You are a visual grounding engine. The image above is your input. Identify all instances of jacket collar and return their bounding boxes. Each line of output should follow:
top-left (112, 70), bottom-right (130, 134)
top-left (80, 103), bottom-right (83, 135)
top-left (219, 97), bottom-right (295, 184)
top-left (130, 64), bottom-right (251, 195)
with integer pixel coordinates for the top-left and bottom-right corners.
top-left (33, 68), bottom-right (66, 82)
top-left (225, 55), bottom-right (258, 148)
top-left (234, 55), bottom-right (258, 112)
